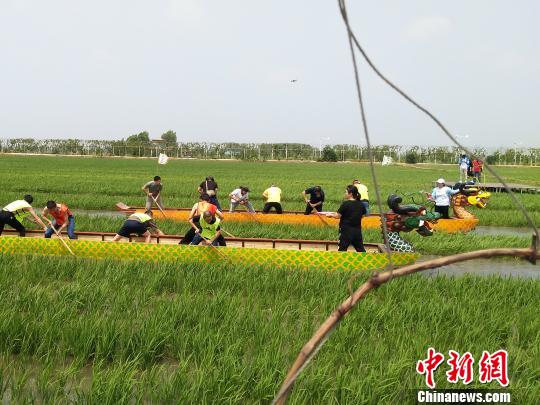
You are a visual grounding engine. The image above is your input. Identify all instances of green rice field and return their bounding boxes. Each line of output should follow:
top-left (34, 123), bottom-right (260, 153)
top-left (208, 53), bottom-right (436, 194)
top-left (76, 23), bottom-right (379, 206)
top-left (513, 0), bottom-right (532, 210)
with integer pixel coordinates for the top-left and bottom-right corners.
top-left (0, 154), bottom-right (539, 403)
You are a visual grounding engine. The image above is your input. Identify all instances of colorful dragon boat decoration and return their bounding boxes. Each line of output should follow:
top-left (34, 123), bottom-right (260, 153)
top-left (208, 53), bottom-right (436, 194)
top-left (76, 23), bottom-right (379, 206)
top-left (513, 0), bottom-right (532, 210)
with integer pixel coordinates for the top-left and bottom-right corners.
top-left (116, 203), bottom-right (480, 233)
top-left (0, 230), bottom-right (418, 272)
top-left (451, 182), bottom-right (491, 219)
top-left (383, 194), bottom-right (441, 252)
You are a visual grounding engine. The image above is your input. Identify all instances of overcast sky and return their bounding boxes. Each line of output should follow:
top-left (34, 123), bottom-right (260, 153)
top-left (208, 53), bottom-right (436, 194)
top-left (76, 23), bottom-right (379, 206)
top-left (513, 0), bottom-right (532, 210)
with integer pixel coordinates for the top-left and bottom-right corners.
top-left (1, 0), bottom-right (538, 147)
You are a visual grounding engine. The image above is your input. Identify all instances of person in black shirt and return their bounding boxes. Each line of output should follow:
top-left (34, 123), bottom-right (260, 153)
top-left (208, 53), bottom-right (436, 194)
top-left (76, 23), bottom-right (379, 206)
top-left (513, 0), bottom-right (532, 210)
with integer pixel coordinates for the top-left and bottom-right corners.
top-left (325, 185), bottom-right (366, 252)
top-left (302, 186), bottom-right (325, 215)
top-left (198, 176), bottom-right (221, 210)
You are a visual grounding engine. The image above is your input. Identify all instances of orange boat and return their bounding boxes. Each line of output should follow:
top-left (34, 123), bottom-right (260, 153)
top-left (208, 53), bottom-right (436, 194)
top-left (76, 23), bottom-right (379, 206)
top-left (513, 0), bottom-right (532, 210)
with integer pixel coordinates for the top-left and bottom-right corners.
top-left (115, 203), bottom-right (478, 233)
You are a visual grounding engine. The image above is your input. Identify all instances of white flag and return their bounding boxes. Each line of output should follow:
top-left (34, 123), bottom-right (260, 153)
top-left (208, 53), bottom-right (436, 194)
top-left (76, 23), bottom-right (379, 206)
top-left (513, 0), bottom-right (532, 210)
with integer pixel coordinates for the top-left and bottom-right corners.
top-left (158, 153), bottom-right (169, 165)
top-left (381, 155), bottom-right (393, 166)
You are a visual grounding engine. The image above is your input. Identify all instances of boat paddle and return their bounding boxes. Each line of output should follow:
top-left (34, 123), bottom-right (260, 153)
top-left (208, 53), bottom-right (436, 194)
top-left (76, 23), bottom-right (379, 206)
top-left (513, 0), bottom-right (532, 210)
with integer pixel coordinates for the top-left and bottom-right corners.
top-left (151, 193), bottom-right (167, 219)
top-left (41, 216), bottom-right (76, 257)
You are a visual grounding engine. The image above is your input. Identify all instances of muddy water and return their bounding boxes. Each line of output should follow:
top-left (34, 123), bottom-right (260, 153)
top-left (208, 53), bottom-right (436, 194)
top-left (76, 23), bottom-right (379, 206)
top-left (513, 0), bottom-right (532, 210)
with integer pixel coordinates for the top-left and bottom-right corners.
top-left (420, 256), bottom-right (539, 279)
top-left (473, 226), bottom-right (533, 237)
top-left (71, 209), bottom-right (125, 218)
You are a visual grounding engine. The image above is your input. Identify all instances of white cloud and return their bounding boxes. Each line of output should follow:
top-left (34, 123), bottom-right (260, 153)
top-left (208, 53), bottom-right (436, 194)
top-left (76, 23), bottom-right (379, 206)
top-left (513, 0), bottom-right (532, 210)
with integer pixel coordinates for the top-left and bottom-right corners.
top-left (405, 16), bottom-right (452, 40)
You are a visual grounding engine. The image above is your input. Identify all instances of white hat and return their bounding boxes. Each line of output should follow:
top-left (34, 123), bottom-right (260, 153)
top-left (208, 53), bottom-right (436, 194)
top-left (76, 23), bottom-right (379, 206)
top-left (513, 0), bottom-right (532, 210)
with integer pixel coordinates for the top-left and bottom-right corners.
top-left (436, 178), bottom-right (445, 184)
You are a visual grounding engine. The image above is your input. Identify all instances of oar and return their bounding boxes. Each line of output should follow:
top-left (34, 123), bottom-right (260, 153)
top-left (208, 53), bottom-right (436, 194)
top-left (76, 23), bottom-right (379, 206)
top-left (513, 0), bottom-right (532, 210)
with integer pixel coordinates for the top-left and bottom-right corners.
top-left (42, 217), bottom-right (76, 257)
top-left (313, 209), bottom-right (331, 227)
top-left (151, 193), bottom-right (167, 219)
top-left (200, 235), bottom-right (232, 262)
top-left (221, 228), bottom-right (237, 238)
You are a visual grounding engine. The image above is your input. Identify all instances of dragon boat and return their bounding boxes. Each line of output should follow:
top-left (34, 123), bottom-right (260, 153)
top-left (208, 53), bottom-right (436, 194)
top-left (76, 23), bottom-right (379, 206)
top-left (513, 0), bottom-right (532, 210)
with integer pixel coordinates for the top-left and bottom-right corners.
top-left (0, 230), bottom-right (418, 272)
top-left (115, 201), bottom-right (480, 233)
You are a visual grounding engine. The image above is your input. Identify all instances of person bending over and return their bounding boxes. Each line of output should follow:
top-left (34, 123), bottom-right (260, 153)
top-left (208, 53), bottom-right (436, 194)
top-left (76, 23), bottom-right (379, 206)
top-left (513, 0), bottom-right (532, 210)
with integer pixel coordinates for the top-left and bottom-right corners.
top-left (0, 195), bottom-right (47, 236)
top-left (190, 210), bottom-right (225, 247)
top-left (262, 184), bottom-right (283, 214)
top-left (112, 212), bottom-right (164, 243)
top-left (302, 185), bottom-right (324, 215)
top-left (42, 200), bottom-right (76, 239)
top-left (229, 186), bottom-right (255, 213)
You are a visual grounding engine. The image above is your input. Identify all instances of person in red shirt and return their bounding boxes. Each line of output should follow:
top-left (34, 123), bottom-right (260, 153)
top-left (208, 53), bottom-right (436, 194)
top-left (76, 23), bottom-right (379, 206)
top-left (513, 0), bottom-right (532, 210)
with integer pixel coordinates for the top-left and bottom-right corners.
top-left (472, 159), bottom-right (483, 183)
top-left (42, 200), bottom-right (76, 239)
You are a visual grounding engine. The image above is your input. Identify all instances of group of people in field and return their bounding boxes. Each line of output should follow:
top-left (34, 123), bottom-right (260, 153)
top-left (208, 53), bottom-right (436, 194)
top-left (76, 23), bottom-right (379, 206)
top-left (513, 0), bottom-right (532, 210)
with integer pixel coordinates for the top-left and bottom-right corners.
top-left (140, 176), bottom-right (371, 251)
top-left (458, 154), bottom-right (483, 183)
top-left (0, 176), bottom-right (372, 253)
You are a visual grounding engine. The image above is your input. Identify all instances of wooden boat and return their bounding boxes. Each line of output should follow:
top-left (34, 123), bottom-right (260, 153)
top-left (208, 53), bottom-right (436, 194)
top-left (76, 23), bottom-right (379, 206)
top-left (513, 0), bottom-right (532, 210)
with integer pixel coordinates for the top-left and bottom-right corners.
top-left (0, 230), bottom-right (417, 272)
top-left (115, 203), bottom-right (479, 233)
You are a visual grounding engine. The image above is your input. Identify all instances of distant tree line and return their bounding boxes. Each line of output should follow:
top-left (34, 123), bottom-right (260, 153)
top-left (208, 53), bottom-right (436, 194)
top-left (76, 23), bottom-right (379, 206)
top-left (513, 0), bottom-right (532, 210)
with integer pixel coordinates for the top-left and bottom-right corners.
top-left (0, 136), bottom-right (538, 166)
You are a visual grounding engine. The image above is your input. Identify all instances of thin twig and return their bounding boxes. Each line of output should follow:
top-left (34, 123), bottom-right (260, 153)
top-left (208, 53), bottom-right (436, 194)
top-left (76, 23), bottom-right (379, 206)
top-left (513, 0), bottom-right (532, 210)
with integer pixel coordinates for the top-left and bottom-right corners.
top-left (273, 245), bottom-right (539, 404)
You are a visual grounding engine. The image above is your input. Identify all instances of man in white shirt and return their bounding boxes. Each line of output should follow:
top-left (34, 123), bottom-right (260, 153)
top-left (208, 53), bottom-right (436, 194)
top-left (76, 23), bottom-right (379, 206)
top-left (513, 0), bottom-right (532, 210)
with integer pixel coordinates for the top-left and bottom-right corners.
top-left (229, 186), bottom-right (255, 213)
top-left (429, 178), bottom-right (460, 219)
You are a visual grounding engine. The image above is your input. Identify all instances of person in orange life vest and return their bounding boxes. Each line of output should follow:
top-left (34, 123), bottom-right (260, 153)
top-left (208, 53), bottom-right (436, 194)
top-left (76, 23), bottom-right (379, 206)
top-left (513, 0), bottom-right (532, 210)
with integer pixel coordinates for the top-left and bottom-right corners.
top-left (179, 193), bottom-right (225, 245)
top-left (42, 200), bottom-right (76, 239)
top-left (112, 212), bottom-right (164, 243)
top-left (0, 195), bottom-right (47, 237)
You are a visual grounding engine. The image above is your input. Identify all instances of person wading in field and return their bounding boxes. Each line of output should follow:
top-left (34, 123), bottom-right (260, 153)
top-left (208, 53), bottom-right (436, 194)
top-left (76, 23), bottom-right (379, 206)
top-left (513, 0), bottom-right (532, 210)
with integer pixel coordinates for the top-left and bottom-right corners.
top-left (180, 194), bottom-right (225, 245)
top-left (0, 195), bottom-right (47, 237)
top-left (262, 184), bottom-right (283, 214)
top-left (42, 200), bottom-right (76, 239)
top-left (112, 212), bottom-right (164, 243)
top-left (302, 185), bottom-right (324, 215)
top-left (141, 176), bottom-right (163, 215)
top-left (190, 210), bottom-right (225, 246)
top-left (198, 176), bottom-right (221, 210)
top-left (325, 185), bottom-right (366, 252)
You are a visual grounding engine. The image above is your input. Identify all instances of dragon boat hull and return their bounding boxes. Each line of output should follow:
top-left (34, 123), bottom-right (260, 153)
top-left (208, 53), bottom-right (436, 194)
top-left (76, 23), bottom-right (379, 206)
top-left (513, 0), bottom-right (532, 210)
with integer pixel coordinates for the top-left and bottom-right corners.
top-left (115, 203), bottom-right (478, 233)
top-left (0, 231), bottom-right (417, 272)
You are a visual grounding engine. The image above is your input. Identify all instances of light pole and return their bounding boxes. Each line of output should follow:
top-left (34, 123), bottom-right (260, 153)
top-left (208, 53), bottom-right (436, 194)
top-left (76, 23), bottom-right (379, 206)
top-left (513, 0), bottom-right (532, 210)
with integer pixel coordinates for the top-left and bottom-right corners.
top-left (513, 141), bottom-right (523, 166)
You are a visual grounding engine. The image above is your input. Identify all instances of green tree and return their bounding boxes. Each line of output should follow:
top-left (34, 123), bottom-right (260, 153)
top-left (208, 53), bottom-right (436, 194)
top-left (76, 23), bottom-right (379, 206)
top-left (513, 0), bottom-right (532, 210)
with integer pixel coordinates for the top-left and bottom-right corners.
top-left (320, 146), bottom-right (338, 162)
top-left (126, 131), bottom-right (150, 144)
top-left (161, 130), bottom-right (177, 145)
top-left (405, 151), bottom-right (418, 164)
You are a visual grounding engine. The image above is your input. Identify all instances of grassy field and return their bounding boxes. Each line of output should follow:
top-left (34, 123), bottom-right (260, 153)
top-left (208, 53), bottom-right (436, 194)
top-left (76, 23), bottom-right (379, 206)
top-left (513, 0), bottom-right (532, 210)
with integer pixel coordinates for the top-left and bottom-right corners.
top-left (0, 154), bottom-right (539, 403)
top-left (0, 155), bottom-right (538, 227)
top-left (0, 255), bottom-right (538, 404)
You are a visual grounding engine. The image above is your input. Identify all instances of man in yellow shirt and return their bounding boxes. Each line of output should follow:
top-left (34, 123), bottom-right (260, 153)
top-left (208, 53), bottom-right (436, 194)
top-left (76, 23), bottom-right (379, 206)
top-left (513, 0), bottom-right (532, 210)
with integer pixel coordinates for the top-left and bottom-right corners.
top-left (262, 184), bottom-right (283, 214)
top-left (353, 179), bottom-right (370, 215)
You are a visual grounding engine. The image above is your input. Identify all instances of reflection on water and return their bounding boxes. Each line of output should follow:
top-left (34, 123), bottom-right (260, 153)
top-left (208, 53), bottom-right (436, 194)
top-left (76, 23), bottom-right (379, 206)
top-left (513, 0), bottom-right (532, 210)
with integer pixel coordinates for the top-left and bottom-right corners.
top-left (420, 256), bottom-right (539, 279)
top-left (473, 226), bottom-right (533, 237)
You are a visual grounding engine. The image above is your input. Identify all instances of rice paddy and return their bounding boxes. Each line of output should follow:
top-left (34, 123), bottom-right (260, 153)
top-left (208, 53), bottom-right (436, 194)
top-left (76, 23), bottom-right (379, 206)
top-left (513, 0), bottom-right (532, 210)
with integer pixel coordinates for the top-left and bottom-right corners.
top-left (0, 154), bottom-right (539, 403)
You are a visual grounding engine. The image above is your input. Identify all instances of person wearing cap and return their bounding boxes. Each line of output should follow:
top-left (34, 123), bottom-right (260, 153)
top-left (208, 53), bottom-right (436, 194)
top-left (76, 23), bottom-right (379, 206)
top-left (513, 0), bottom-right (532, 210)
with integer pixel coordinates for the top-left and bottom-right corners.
top-left (352, 179), bottom-right (370, 215)
top-left (229, 186), bottom-right (255, 213)
top-left (429, 178), bottom-right (460, 219)
top-left (0, 195), bottom-right (48, 236)
top-left (112, 212), bottom-right (164, 243)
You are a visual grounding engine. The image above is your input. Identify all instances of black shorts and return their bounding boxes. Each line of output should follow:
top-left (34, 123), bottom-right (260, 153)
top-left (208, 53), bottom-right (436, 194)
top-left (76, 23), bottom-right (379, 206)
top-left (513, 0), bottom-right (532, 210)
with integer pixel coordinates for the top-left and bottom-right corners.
top-left (117, 220), bottom-right (147, 237)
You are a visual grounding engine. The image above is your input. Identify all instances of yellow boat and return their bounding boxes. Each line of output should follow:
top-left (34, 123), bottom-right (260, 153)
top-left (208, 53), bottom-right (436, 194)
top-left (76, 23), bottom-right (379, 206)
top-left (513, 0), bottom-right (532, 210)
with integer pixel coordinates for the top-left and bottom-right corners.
top-left (115, 203), bottom-right (478, 233)
top-left (0, 230), bottom-right (417, 272)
